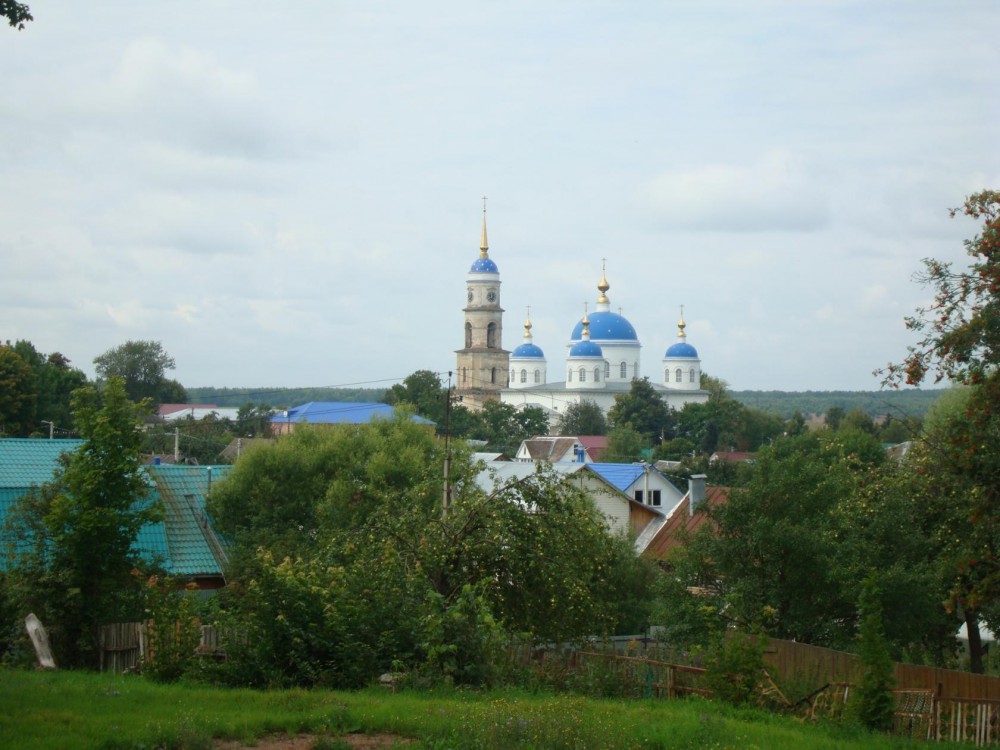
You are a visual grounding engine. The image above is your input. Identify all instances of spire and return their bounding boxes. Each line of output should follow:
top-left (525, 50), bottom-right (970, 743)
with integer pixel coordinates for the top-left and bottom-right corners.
top-left (597, 258), bottom-right (610, 304)
top-left (677, 304), bottom-right (687, 340)
top-left (479, 195), bottom-right (489, 258)
top-left (523, 306), bottom-right (533, 341)
top-left (581, 303), bottom-right (591, 340)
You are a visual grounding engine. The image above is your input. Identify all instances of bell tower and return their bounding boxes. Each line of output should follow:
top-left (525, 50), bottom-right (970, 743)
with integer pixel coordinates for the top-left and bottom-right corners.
top-left (455, 198), bottom-right (509, 408)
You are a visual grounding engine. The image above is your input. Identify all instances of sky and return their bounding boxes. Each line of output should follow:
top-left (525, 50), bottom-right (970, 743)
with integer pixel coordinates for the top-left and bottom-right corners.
top-left (1, 1), bottom-right (998, 395)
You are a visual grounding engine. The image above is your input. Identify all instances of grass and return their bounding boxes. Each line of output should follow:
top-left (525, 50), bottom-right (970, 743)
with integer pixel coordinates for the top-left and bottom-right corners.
top-left (0, 669), bottom-right (969, 749)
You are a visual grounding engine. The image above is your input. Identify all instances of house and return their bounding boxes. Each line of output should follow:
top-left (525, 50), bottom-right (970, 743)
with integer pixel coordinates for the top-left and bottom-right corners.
top-left (513, 435), bottom-right (608, 463)
top-left (0, 439), bottom-right (231, 589)
top-left (269, 402), bottom-right (435, 435)
top-left (640, 475), bottom-right (730, 560)
top-left (158, 403), bottom-right (240, 422)
top-left (474, 460), bottom-right (667, 548)
top-left (587, 462), bottom-right (685, 511)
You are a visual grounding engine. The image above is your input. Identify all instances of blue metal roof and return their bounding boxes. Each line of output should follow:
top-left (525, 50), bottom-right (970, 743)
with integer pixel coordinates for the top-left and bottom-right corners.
top-left (568, 339), bottom-right (604, 358)
top-left (511, 342), bottom-right (545, 358)
top-left (570, 311), bottom-right (638, 342)
top-left (587, 463), bottom-right (647, 492)
top-left (269, 402), bottom-right (435, 425)
top-left (469, 257), bottom-right (499, 273)
top-left (665, 342), bottom-right (699, 358)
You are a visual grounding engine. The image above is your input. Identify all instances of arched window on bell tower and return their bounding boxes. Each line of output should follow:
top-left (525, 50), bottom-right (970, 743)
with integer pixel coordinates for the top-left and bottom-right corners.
top-left (487, 322), bottom-right (497, 348)
top-left (465, 322), bottom-right (472, 348)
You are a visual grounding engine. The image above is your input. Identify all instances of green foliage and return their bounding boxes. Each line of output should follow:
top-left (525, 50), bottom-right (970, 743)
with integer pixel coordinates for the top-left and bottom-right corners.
top-left (851, 575), bottom-right (896, 732)
top-left (141, 575), bottom-right (203, 682)
top-left (705, 631), bottom-right (768, 707)
top-left (3, 377), bottom-right (156, 667)
top-left (186, 385), bottom-right (387, 408)
top-left (420, 583), bottom-right (502, 687)
top-left (383, 369), bottom-right (447, 424)
top-left (1, 1), bottom-right (31, 29)
top-left (730, 389), bottom-right (942, 421)
top-left (472, 400), bottom-right (548, 455)
top-left (608, 376), bottom-right (672, 441)
top-left (93, 340), bottom-right (184, 405)
top-left (0, 344), bottom-right (36, 435)
top-left (880, 190), bottom-right (1000, 387)
top-left (605, 424), bottom-right (646, 462)
top-left (556, 399), bottom-right (608, 436)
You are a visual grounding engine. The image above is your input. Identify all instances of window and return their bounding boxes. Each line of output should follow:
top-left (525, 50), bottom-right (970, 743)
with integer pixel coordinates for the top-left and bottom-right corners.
top-left (520, 369), bottom-right (527, 383)
top-left (465, 322), bottom-right (472, 348)
top-left (510, 369), bottom-right (515, 383)
top-left (594, 367), bottom-right (600, 382)
top-left (604, 361), bottom-right (610, 378)
top-left (664, 368), bottom-right (670, 382)
top-left (534, 369), bottom-right (541, 383)
top-left (579, 367), bottom-right (586, 382)
top-left (568, 369), bottom-right (573, 383)
top-left (650, 490), bottom-right (661, 507)
top-left (462, 367), bottom-right (467, 383)
top-left (491, 367), bottom-right (496, 384)
top-left (634, 490), bottom-right (644, 503)
top-left (690, 368), bottom-right (696, 383)
top-left (634, 362), bottom-right (639, 378)
top-left (487, 322), bottom-right (497, 348)
top-left (676, 368), bottom-right (682, 382)
top-left (620, 361), bottom-right (627, 378)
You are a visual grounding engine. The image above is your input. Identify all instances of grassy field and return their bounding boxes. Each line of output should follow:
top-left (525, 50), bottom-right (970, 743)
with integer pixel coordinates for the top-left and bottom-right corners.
top-left (0, 669), bottom-right (967, 750)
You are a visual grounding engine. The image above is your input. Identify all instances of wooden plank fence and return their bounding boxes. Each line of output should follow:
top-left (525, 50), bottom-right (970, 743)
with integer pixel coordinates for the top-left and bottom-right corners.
top-left (98, 622), bottom-right (224, 673)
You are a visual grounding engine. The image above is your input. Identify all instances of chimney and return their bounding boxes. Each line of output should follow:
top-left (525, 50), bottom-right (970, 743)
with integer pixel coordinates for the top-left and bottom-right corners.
top-left (688, 474), bottom-right (707, 515)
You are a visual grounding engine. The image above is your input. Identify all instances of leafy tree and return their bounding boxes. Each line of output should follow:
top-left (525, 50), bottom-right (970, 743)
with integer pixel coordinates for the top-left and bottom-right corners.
top-left (825, 405), bottom-right (846, 431)
top-left (207, 414), bottom-right (447, 558)
top-left (472, 400), bottom-right (547, 455)
top-left (0, 344), bottom-right (36, 435)
top-left (608, 377), bottom-right (673, 441)
top-left (606, 424), bottom-right (646, 462)
top-left (1, 0), bottom-right (31, 29)
top-left (4, 377), bottom-right (156, 667)
top-left (93, 340), bottom-right (185, 405)
top-left (556, 399), bottom-right (607, 436)
top-left (235, 402), bottom-right (276, 437)
top-left (383, 369), bottom-right (448, 425)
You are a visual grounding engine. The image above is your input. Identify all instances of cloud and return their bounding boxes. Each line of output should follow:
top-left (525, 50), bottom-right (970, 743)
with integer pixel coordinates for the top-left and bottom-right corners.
top-left (641, 150), bottom-right (831, 232)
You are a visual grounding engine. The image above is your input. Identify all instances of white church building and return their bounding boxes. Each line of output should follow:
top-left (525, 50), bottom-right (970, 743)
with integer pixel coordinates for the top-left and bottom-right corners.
top-left (455, 206), bottom-right (710, 419)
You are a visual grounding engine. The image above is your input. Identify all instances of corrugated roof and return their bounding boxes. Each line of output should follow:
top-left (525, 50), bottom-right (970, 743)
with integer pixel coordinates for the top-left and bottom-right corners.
top-left (148, 464), bottom-right (232, 578)
top-left (0, 439), bottom-right (230, 581)
top-left (588, 463), bottom-right (647, 492)
top-left (0, 439), bottom-right (84, 488)
top-left (642, 486), bottom-right (730, 560)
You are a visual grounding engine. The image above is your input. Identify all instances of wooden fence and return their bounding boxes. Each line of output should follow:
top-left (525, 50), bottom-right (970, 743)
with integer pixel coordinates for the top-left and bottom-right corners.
top-left (98, 621), bottom-right (224, 673)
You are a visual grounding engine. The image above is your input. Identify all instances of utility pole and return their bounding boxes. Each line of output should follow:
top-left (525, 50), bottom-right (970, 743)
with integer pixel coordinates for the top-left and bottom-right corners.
top-left (41, 421), bottom-right (54, 439)
top-left (173, 427), bottom-right (180, 462)
top-left (442, 371), bottom-right (454, 518)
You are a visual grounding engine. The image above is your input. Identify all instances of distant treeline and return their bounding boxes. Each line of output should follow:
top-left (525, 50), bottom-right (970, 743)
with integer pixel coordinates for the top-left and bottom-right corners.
top-left (730, 389), bottom-right (946, 420)
top-left (185, 386), bottom-right (389, 409)
top-left (187, 385), bottom-right (947, 420)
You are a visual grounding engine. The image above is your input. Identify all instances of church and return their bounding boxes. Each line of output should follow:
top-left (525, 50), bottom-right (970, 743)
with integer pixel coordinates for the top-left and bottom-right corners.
top-left (454, 206), bottom-right (710, 420)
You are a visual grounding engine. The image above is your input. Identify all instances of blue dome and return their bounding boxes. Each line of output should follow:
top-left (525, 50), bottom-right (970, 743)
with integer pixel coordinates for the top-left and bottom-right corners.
top-left (570, 311), bottom-right (637, 341)
top-left (665, 342), bottom-right (699, 358)
top-left (469, 257), bottom-right (499, 273)
top-left (569, 339), bottom-right (604, 358)
top-left (512, 343), bottom-right (545, 359)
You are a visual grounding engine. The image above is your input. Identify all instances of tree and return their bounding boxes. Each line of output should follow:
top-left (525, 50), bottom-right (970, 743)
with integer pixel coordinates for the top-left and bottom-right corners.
top-left (606, 424), bottom-right (646, 462)
top-left (556, 399), bottom-right (607, 436)
top-left (383, 369), bottom-right (447, 425)
top-left (880, 190), bottom-right (1000, 387)
top-left (93, 340), bottom-right (185, 405)
top-left (852, 575), bottom-right (896, 732)
top-left (4, 377), bottom-right (156, 667)
top-left (607, 377), bottom-right (673, 442)
top-left (1, 0), bottom-right (31, 29)
top-left (472, 400), bottom-right (547, 456)
top-left (0, 344), bottom-right (36, 435)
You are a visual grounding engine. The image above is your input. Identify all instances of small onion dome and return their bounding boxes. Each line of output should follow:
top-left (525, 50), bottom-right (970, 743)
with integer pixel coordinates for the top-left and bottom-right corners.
top-left (665, 313), bottom-right (698, 357)
top-left (569, 315), bottom-right (604, 358)
top-left (512, 316), bottom-right (545, 358)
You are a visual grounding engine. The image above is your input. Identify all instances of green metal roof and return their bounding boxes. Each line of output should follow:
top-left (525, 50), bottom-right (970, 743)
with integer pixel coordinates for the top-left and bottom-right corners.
top-left (0, 439), bottom-right (83, 488)
top-left (0, 440), bottom-right (231, 580)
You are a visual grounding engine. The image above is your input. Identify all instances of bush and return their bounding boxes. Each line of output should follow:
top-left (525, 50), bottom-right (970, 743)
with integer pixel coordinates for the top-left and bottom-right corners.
top-left (705, 631), bottom-right (768, 706)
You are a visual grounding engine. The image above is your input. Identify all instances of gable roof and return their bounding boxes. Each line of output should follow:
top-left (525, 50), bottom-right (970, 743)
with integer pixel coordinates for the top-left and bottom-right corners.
top-left (577, 435), bottom-right (608, 461)
top-left (642, 485), bottom-right (730, 560)
top-left (0, 440), bottom-right (230, 582)
top-left (588, 462), bottom-right (681, 495)
top-left (519, 437), bottom-right (581, 461)
top-left (269, 402), bottom-right (434, 425)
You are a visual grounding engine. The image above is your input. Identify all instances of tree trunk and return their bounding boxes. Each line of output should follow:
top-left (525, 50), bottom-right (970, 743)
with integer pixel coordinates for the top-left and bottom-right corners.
top-left (966, 609), bottom-right (985, 674)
